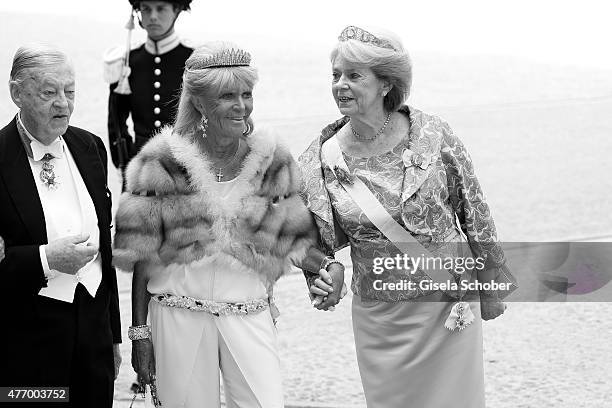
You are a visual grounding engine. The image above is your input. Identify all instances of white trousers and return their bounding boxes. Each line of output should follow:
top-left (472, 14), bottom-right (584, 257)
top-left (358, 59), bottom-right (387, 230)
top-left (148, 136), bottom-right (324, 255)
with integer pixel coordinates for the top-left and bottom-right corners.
top-left (148, 301), bottom-right (283, 408)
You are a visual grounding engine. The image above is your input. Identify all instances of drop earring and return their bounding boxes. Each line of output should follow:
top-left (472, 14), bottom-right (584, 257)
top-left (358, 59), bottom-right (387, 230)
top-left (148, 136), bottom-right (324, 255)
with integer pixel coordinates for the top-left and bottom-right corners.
top-left (199, 114), bottom-right (208, 137)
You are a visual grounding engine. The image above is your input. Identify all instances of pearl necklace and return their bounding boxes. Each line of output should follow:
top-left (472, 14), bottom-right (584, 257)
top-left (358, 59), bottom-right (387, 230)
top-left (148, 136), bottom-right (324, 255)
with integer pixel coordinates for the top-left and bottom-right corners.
top-left (350, 112), bottom-right (392, 141)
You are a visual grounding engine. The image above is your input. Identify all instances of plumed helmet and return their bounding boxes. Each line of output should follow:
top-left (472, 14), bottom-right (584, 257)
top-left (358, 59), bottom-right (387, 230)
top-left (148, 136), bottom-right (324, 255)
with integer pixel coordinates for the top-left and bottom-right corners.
top-left (129, 0), bottom-right (192, 11)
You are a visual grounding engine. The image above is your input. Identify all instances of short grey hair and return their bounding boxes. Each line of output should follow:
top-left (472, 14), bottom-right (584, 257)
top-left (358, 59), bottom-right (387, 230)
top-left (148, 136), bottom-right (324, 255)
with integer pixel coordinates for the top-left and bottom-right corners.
top-left (173, 41), bottom-right (258, 136)
top-left (9, 44), bottom-right (70, 85)
top-left (331, 27), bottom-right (412, 112)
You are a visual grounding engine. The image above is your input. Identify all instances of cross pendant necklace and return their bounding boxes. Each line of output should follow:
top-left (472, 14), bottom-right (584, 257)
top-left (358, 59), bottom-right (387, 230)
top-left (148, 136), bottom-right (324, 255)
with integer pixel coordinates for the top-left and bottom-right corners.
top-left (209, 139), bottom-right (241, 182)
top-left (215, 168), bottom-right (224, 182)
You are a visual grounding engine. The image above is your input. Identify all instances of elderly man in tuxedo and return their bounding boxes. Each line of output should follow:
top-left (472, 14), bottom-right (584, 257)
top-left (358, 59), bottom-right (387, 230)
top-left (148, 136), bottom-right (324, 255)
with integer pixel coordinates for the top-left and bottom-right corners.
top-left (0, 45), bottom-right (121, 407)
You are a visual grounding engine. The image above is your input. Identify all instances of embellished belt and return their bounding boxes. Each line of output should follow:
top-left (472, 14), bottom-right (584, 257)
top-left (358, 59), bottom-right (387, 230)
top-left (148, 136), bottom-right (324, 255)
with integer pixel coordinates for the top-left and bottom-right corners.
top-left (151, 293), bottom-right (269, 316)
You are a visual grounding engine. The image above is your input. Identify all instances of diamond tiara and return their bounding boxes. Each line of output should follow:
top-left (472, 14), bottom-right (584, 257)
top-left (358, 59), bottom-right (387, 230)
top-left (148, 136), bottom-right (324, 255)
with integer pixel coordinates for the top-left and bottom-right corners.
top-left (191, 48), bottom-right (251, 70)
top-left (338, 25), bottom-right (396, 51)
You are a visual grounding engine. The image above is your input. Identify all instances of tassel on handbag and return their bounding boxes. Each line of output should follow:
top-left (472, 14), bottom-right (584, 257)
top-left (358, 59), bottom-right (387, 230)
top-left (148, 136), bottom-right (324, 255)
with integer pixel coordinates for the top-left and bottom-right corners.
top-left (444, 301), bottom-right (475, 331)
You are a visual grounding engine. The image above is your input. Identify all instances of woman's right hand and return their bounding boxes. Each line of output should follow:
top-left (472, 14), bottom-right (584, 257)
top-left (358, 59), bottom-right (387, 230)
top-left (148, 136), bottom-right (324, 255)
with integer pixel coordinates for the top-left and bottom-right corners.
top-left (131, 338), bottom-right (156, 386)
top-left (310, 263), bottom-right (347, 310)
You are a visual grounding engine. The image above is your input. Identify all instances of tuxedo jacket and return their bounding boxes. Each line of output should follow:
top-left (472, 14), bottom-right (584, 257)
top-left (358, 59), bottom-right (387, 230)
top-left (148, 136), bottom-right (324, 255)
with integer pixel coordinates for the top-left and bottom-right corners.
top-left (0, 117), bottom-right (121, 389)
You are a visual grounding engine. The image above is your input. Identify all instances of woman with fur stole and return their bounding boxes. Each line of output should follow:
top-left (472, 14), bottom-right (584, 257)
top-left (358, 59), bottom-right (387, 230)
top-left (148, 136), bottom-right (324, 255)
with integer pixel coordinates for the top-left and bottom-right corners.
top-left (113, 42), bottom-right (345, 407)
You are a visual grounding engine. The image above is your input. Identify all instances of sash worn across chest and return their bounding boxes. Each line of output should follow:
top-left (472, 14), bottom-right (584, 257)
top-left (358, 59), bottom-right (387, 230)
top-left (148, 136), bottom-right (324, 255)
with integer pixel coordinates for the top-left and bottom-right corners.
top-left (322, 136), bottom-right (475, 331)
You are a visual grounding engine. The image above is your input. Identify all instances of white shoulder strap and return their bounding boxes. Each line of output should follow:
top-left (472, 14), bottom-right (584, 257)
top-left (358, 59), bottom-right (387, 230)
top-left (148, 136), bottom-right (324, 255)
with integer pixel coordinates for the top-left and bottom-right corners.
top-left (322, 136), bottom-right (462, 293)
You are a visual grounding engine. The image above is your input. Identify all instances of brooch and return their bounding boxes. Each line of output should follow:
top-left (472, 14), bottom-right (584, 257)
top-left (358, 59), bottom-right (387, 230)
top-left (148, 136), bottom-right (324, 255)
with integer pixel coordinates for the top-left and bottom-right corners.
top-left (401, 149), bottom-right (434, 170)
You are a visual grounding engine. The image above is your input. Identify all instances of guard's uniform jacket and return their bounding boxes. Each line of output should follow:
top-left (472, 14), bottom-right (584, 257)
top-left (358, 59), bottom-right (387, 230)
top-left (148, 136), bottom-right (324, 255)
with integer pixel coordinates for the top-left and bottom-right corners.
top-left (106, 32), bottom-right (193, 168)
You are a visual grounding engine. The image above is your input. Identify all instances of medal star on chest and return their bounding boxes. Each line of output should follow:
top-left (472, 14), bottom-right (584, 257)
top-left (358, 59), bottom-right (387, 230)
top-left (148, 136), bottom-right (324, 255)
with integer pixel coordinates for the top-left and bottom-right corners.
top-left (40, 153), bottom-right (60, 189)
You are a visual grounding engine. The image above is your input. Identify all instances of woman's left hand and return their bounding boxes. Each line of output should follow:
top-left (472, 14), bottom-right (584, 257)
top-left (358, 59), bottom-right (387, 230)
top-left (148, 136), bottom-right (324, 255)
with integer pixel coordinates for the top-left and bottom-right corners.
top-left (480, 294), bottom-right (507, 320)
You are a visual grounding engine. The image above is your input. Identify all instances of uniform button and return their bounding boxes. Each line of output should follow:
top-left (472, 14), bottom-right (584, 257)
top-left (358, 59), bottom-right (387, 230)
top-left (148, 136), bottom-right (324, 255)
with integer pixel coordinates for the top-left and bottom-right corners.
top-left (154, 81), bottom-right (161, 88)
top-left (153, 94), bottom-right (160, 101)
top-left (154, 69), bottom-right (161, 76)
top-left (154, 56), bottom-right (161, 63)
top-left (154, 120), bottom-right (161, 128)
top-left (154, 107), bottom-right (161, 114)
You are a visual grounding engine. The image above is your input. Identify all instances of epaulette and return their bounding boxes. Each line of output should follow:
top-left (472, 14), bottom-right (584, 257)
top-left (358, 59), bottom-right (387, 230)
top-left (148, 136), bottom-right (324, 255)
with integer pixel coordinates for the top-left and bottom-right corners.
top-left (102, 42), bottom-right (143, 84)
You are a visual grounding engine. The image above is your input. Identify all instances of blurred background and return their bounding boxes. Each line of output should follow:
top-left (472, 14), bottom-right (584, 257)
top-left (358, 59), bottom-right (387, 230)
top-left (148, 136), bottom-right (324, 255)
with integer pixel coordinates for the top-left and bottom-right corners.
top-left (2, 0), bottom-right (611, 241)
top-left (1, 1), bottom-right (611, 406)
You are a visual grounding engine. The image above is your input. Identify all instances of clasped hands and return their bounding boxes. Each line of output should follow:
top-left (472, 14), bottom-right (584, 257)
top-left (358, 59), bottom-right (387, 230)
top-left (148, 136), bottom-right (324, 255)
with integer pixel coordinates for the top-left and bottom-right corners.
top-left (309, 262), bottom-right (348, 311)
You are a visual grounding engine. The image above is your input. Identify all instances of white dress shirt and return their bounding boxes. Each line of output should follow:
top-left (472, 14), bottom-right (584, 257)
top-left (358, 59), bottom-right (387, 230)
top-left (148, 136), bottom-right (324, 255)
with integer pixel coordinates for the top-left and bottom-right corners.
top-left (16, 113), bottom-right (102, 303)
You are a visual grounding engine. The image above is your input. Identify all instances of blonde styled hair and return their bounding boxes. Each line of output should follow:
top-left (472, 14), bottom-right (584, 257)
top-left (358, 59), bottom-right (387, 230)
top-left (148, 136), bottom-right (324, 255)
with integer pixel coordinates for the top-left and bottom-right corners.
top-left (331, 27), bottom-right (412, 112)
top-left (173, 41), bottom-right (258, 136)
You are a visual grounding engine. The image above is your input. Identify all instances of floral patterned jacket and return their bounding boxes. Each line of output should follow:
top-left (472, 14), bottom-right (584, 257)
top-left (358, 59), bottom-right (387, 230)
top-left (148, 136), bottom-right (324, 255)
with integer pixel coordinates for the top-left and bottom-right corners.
top-left (298, 106), bottom-right (516, 301)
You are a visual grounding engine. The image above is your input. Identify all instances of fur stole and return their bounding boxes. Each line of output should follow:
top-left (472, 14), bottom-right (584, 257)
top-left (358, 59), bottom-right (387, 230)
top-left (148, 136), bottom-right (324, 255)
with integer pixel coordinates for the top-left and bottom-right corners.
top-left (113, 126), bottom-right (316, 285)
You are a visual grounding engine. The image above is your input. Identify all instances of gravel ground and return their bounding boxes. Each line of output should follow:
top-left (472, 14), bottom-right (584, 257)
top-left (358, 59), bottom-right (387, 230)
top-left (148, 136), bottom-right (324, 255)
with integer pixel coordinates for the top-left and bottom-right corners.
top-left (112, 250), bottom-right (612, 407)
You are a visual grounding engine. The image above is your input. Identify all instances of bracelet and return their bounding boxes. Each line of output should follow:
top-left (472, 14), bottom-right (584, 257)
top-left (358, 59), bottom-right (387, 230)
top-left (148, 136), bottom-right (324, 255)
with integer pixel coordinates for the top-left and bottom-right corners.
top-left (128, 325), bottom-right (151, 341)
top-left (320, 256), bottom-right (343, 271)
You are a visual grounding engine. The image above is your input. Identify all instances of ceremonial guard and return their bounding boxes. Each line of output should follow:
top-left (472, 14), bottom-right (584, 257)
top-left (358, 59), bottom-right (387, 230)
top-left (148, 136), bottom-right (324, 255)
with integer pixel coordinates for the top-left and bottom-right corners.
top-left (104, 0), bottom-right (194, 173)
